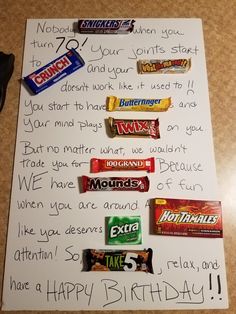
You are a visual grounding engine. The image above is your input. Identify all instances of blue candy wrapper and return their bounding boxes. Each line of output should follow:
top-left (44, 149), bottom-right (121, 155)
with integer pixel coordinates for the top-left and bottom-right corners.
top-left (23, 49), bottom-right (85, 94)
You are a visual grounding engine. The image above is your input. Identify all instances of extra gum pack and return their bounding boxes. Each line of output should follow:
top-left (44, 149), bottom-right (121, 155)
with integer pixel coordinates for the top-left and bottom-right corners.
top-left (154, 198), bottom-right (223, 238)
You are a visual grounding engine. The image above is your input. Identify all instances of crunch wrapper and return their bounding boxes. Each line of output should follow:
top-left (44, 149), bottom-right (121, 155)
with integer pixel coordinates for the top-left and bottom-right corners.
top-left (83, 248), bottom-right (153, 273)
top-left (107, 96), bottom-right (171, 112)
top-left (23, 49), bottom-right (85, 94)
top-left (154, 198), bottom-right (223, 238)
top-left (138, 59), bottom-right (191, 74)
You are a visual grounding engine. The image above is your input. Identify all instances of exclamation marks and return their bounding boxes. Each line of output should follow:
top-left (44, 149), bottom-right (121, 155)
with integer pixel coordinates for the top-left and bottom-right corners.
top-left (80, 37), bottom-right (88, 51)
top-left (209, 273), bottom-right (222, 300)
top-left (186, 80), bottom-right (195, 95)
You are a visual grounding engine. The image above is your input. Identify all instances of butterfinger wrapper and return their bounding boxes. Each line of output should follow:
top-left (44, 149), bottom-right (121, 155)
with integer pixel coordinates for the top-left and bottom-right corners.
top-left (137, 58), bottom-right (191, 74)
top-left (107, 96), bottom-right (171, 112)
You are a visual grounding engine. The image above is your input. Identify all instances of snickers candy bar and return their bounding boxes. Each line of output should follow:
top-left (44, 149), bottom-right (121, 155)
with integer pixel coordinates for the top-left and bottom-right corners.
top-left (137, 58), bottom-right (191, 74)
top-left (90, 157), bottom-right (155, 173)
top-left (23, 49), bottom-right (85, 94)
top-left (81, 175), bottom-right (149, 192)
top-left (83, 248), bottom-right (153, 273)
top-left (78, 19), bottom-right (135, 34)
top-left (108, 117), bottom-right (160, 139)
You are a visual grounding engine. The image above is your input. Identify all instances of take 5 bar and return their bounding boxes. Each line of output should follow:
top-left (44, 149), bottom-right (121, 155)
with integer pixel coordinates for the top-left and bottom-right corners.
top-left (23, 49), bottom-right (85, 94)
top-left (81, 175), bottom-right (149, 192)
top-left (90, 157), bottom-right (155, 173)
top-left (107, 96), bottom-right (171, 112)
top-left (137, 59), bottom-right (191, 74)
top-left (154, 198), bottom-right (223, 238)
top-left (108, 117), bottom-right (160, 139)
top-left (106, 216), bottom-right (142, 245)
top-left (83, 248), bottom-right (153, 273)
top-left (78, 19), bottom-right (135, 34)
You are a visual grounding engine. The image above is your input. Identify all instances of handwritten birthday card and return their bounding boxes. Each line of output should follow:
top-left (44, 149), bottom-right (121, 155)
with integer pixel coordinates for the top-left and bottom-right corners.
top-left (2, 18), bottom-right (228, 310)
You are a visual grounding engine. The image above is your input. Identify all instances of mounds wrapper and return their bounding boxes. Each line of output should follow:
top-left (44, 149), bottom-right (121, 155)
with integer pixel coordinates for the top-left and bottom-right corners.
top-left (81, 175), bottom-right (150, 192)
top-left (83, 248), bottom-right (153, 273)
top-left (154, 198), bottom-right (223, 238)
top-left (106, 216), bottom-right (142, 245)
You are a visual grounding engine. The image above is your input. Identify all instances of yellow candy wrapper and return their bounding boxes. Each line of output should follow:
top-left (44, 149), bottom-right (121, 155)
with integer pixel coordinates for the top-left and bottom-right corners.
top-left (137, 59), bottom-right (191, 74)
top-left (107, 96), bottom-right (171, 112)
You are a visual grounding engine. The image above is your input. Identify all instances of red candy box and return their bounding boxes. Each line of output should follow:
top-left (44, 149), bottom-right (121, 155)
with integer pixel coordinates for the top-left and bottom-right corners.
top-left (154, 198), bottom-right (223, 238)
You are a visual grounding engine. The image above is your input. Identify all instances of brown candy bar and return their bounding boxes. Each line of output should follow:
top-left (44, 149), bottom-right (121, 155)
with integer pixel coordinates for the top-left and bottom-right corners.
top-left (108, 117), bottom-right (160, 139)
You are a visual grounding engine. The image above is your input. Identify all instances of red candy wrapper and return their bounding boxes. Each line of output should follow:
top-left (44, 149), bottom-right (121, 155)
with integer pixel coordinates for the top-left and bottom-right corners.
top-left (91, 157), bottom-right (155, 173)
top-left (154, 198), bottom-right (223, 238)
top-left (108, 117), bottom-right (160, 139)
top-left (81, 175), bottom-right (149, 192)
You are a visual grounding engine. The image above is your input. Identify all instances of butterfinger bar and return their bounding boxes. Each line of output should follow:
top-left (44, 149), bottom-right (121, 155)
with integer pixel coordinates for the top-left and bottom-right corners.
top-left (91, 157), bottom-right (155, 173)
top-left (137, 59), bottom-right (191, 74)
top-left (154, 198), bottom-right (223, 238)
top-left (107, 96), bottom-right (171, 112)
top-left (83, 248), bottom-right (153, 273)
top-left (81, 175), bottom-right (149, 192)
top-left (108, 117), bottom-right (160, 139)
top-left (78, 19), bottom-right (135, 34)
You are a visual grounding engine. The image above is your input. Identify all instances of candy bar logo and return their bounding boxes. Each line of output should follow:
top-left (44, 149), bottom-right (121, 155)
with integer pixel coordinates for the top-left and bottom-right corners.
top-left (105, 254), bottom-right (125, 269)
top-left (80, 20), bottom-right (120, 29)
top-left (156, 59), bottom-right (187, 70)
top-left (120, 99), bottom-right (161, 107)
top-left (106, 160), bottom-right (144, 168)
top-left (31, 56), bottom-right (71, 87)
top-left (158, 210), bottom-right (219, 225)
top-left (110, 222), bottom-right (139, 238)
top-left (89, 178), bottom-right (139, 190)
top-left (114, 120), bottom-right (148, 135)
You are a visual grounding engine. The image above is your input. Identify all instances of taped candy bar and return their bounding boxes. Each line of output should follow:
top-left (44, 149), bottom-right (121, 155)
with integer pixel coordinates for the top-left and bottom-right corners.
top-left (90, 157), bottom-right (155, 173)
top-left (154, 198), bottom-right (223, 238)
top-left (106, 216), bottom-right (142, 245)
top-left (107, 96), bottom-right (171, 112)
top-left (83, 248), bottom-right (153, 273)
top-left (137, 59), bottom-right (191, 74)
top-left (78, 19), bottom-right (135, 34)
top-left (81, 175), bottom-right (149, 192)
top-left (108, 117), bottom-right (160, 139)
top-left (23, 49), bottom-right (85, 94)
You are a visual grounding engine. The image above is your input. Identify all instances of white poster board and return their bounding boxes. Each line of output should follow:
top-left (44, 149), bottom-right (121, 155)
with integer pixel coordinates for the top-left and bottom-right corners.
top-left (2, 18), bottom-right (228, 310)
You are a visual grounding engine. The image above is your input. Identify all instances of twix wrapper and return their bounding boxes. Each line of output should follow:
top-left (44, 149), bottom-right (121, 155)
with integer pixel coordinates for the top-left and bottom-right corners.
top-left (137, 59), bottom-right (191, 74)
top-left (108, 117), bottom-right (160, 139)
top-left (154, 198), bottom-right (223, 238)
top-left (91, 157), bottom-right (155, 173)
top-left (107, 96), bottom-right (171, 112)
